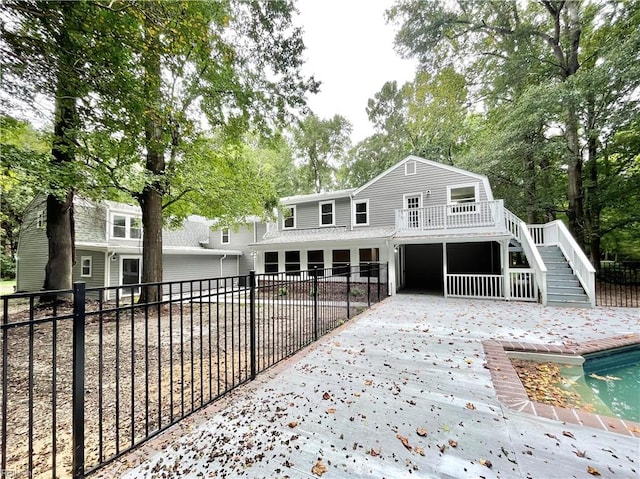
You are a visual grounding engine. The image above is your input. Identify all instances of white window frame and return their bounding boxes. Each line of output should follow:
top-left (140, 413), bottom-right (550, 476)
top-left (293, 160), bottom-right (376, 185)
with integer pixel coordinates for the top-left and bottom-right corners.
top-left (405, 161), bottom-right (416, 176)
top-left (37, 211), bottom-right (46, 229)
top-left (319, 200), bottom-right (335, 226)
top-left (80, 256), bottom-right (92, 277)
top-left (221, 227), bottom-right (230, 244)
top-left (119, 255), bottom-right (142, 295)
top-left (110, 213), bottom-right (143, 240)
top-left (447, 183), bottom-right (479, 214)
top-left (353, 199), bottom-right (369, 226)
top-left (282, 206), bottom-right (296, 229)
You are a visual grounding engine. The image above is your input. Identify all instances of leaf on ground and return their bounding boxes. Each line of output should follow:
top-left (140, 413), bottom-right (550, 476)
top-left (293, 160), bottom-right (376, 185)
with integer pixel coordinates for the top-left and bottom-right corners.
top-left (364, 379), bottom-right (373, 386)
top-left (326, 408), bottom-right (336, 414)
top-left (562, 430), bottom-right (575, 438)
top-left (437, 444), bottom-right (446, 453)
top-left (544, 433), bottom-right (558, 440)
top-left (322, 392), bottom-right (331, 400)
top-left (311, 459), bottom-right (328, 476)
top-left (396, 434), bottom-right (412, 450)
top-left (480, 459), bottom-right (492, 468)
top-left (416, 428), bottom-right (427, 437)
top-left (448, 439), bottom-right (458, 448)
top-left (369, 448), bottom-right (380, 457)
top-left (465, 402), bottom-right (476, 410)
top-left (288, 421), bottom-right (298, 428)
top-left (574, 449), bottom-right (587, 458)
top-left (587, 465), bottom-right (601, 476)
top-left (414, 446), bottom-right (425, 456)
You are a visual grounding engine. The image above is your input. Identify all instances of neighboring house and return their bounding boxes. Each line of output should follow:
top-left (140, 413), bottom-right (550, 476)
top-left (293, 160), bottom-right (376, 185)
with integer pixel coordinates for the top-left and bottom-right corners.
top-left (16, 196), bottom-right (259, 295)
top-left (250, 156), bottom-right (596, 307)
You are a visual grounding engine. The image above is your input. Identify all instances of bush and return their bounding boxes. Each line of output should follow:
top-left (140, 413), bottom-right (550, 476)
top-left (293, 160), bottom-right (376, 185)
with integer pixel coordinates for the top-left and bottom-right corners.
top-left (0, 254), bottom-right (16, 279)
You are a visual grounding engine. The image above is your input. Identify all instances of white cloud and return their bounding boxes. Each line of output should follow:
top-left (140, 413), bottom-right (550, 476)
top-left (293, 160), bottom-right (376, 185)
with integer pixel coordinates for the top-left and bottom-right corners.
top-left (297, 0), bottom-right (417, 143)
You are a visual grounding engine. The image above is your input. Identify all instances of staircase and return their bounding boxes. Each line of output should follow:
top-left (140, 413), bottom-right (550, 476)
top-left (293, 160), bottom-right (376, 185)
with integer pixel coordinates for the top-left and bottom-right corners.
top-left (537, 246), bottom-right (590, 307)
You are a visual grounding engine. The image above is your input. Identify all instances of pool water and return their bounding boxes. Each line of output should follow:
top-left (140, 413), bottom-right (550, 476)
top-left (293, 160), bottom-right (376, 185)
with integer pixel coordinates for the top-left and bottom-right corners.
top-left (560, 347), bottom-right (640, 423)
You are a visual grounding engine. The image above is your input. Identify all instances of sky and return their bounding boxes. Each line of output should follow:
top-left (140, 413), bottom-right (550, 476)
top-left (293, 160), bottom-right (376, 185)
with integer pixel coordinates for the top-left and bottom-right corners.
top-left (296, 0), bottom-right (418, 143)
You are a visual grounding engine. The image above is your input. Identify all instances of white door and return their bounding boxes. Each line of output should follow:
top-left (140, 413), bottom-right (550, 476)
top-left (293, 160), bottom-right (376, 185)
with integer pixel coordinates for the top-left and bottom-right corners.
top-left (404, 194), bottom-right (422, 229)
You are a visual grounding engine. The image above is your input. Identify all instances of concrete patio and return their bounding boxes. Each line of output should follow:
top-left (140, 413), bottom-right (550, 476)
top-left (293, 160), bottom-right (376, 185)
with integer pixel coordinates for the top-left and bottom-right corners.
top-left (102, 295), bottom-right (639, 478)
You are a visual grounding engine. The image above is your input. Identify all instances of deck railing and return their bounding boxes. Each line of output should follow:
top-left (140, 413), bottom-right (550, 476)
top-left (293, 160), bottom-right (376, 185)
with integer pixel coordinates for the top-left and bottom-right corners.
top-left (396, 200), bottom-right (504, 232)
top-left (446, 274), bottom-right (504, 299)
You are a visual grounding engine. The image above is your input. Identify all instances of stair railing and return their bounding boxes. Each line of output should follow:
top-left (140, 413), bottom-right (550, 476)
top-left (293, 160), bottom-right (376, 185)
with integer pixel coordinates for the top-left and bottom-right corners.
top-left (519, 220), bottom-right (547, 305)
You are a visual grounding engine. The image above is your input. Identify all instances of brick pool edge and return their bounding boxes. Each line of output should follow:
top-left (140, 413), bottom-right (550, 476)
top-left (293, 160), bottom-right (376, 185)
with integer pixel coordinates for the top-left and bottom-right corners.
top-left (483, 333), bottom-right (640, 437)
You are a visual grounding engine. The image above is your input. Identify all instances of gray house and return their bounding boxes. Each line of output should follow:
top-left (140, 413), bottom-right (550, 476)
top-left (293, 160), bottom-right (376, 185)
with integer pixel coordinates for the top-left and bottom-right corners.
top-left (16, 196), bottom-right (260, 294)
top-left (251, 156), bottom-right (596, 307)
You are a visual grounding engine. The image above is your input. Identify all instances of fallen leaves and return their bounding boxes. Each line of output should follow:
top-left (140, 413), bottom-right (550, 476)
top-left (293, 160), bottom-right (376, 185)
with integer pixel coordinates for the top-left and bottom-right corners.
top-left (322, 392), bottom-right (331, 400)
top-left (416, 428), bottom-right (427, 437)
top-left (562, 430), bottom-right (575, 439)
top-left (480, 459), bottom-right (493, 468)
top-left (587, 465), bottom-right (601, 476)
top-left (287, 421), bottom-right (298, 428)
top-left (465, 402), bottom-right (476, 410)
top-left (448, 439), bottom-right (458, 448)
top-left (396, 434), bottom-right (412, 450)
top-left (326, 408), bottom-right (336, 414)
top-left (311, 458), bottom-right (327, 476)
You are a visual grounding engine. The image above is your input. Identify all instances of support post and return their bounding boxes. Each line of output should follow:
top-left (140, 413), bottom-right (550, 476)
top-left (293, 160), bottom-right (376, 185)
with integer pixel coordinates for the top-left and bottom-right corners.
top-left (72, 282), bottom-right (86, 479)
top-left (249, 271), bottom-right (256, 380)
top-left (313, 267), bottom-right (319, 340)
top-left (367, 264), bottom-right (371, 307)
top-left (346, 264), bottom-right (351, 319)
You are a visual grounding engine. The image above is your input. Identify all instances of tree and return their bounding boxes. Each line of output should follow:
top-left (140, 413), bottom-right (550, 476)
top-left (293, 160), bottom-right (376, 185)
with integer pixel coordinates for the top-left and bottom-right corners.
top-left (81, 0), bottom-right (317, 302)
top-left (290, 113), bottom-right (352, 193)
top-left (2, 1), bottom-right (100, 296)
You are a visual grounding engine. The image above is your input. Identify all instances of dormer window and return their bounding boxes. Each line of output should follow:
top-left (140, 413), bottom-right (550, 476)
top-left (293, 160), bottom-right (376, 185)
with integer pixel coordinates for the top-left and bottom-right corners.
top-left (112, 214), bottom-right (142, 239)
top-left (283, 206), bottom-right (296, 229)
top-left (319, 200), bottom-right (335, 226)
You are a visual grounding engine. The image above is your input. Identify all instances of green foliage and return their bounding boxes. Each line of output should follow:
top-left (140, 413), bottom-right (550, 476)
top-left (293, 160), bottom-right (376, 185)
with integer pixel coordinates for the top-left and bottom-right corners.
top-left (291, 113), bottom-right (352, 193)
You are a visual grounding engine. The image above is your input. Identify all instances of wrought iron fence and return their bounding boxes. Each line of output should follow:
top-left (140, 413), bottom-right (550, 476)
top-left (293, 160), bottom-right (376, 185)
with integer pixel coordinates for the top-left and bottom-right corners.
top-left (0, 264), bottom-right (388, 478)
top-left (596, 262), bottom-right (639, 307)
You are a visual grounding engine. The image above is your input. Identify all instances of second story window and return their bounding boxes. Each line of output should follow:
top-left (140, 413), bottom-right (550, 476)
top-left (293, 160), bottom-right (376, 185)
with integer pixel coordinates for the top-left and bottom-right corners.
top-left (319, 201), bottom-right (335, 226)
top-left (221, 227), bottom-right (230, 244)
top-left (283, 206), bottom-right (296, 229)
top-left (354, 200), bottom-right (368, 226)
top-left (112, 214), bottom-right (142, 239)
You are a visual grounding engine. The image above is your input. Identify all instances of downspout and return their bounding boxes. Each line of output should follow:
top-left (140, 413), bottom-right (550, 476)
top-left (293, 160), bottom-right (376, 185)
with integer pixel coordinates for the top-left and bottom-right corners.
top-left (220, 254), bottom-right (227, 277)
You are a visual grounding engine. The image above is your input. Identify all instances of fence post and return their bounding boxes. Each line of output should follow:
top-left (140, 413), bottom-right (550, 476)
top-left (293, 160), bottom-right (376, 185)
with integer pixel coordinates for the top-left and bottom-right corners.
top-left (249, 271), bottom-right (257, 380)
top-left (367, 264), bottom-right (371, 307)
top-left (313, 267), bottom-right (319, 340)
top-left (72, 282), bottom-right (86, 479)
top-left (377, 263), bottom-right (382, 301)
top-left (346, 264), bottom-right (351, 319)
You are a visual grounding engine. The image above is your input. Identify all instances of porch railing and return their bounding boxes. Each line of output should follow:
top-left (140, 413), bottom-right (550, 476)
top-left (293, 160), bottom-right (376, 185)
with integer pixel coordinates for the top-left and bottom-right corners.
top-left (0, 264), bottom-right (387, 479)
top-left (396, 200), bottom-right (504, 232)
top-left (508, 269), bottom-right (538, 302)
top-left (446, 274), bottom-right (504, 299)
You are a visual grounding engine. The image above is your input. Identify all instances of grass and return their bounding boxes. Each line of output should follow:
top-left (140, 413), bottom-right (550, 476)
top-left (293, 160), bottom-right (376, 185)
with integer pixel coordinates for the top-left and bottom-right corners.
top-left (0, 279), bottom-right (16, 296)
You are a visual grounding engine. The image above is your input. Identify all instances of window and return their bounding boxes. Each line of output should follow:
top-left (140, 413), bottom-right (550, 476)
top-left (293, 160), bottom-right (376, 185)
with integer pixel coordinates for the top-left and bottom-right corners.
top-left (37, 211), bottom-right (46, 229)
top-left (81, 256), bottom-right (92, 277)
top-left (112, 214), bottom-right (142, 239)
top-left (283, 206), bottom-right (296, 229)
top-left (307, 250), bottom-right (324, 276)
top-left (221, 227), bottom-right (230, 244)
top-left (405, 161), bottom-right (416, 175)
top-left (319, 201), bottom-right (335, 226)
top-left (447, 184), bottom-right (478, 213)
top-left (354, 200), bottom-right (368, 226)
top-left (359, 248), bottom-right (379, 278)
top-left (264, 252), bottom-right (279, 274)
top-left (285, 251), bottom-right (301, 276)
top-left (332, 249), bottom-right (350, 276)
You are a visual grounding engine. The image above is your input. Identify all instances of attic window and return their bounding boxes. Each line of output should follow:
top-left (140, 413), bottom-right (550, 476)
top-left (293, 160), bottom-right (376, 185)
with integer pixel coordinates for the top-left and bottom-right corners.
top-left (221, 227), bottom-right (230, 244)
top-left (405, 161), bottom-right (416, 176)
top-left (37, 211), bottom-right (46, 229)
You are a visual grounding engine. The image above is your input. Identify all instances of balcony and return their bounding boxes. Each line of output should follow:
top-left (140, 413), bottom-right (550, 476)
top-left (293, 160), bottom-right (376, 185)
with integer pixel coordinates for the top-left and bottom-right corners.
top-left (395, 200), bottom-right (505, 234)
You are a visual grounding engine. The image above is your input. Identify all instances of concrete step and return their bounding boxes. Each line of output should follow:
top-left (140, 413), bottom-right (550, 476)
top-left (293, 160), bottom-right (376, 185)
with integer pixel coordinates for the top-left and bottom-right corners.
top-left (547, 292), bottom-right (589, 303)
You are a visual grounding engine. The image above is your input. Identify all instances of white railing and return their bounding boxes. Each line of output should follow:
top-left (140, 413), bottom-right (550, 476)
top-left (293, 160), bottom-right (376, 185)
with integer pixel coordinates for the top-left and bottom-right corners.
top-left (446, 274), bottom-right (504, 299)
top-left (527, 224), bottom-right (545, 245)
top-left (519, 220), bottom-right (547, 305)
top-left (508, 269), bottom-right (538, 302)
top-left (396, 200), bottom-right (504, 232)
top-left (543, 221), bottom-right (596, 307)
top-left (504, 208), bottom-right (521, 241)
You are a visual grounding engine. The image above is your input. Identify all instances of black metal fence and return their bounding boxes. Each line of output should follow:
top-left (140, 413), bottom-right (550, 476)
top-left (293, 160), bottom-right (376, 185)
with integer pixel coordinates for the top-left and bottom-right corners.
top-left (596, 262), bottom-right (639, 307)
top-left (0, 264), bottom-right (388, 478)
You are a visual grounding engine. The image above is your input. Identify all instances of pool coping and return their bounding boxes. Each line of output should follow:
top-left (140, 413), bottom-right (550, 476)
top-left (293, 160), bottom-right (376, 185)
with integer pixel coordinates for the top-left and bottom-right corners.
top-left (483, 333), bottom-right (640, 437)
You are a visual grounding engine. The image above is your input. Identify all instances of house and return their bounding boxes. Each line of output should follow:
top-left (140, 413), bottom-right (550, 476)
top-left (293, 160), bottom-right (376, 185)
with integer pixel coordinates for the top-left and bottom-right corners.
top-left (16, 196), bottom-right (262, 295)
top-left (250, 156), bottom-right (596, 307)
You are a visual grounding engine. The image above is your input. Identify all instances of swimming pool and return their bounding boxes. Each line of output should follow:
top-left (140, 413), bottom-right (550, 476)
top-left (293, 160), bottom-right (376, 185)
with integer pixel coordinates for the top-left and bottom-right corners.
top-left (561, 346), bottom-right (640, 423)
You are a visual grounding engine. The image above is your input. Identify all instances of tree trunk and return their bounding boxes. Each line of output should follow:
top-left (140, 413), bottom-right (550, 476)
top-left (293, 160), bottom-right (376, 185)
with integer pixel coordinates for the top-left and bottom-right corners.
top-left (138, 16), bottom-right (164, 304)
top-left (584, 107), bottom-right (600, 270)
top-left (41, 11), bottom-right (78, 302)
top-left (565, 104), bottom-right (585, 248)
top-left (523, 147), bottom-right (537, 224)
